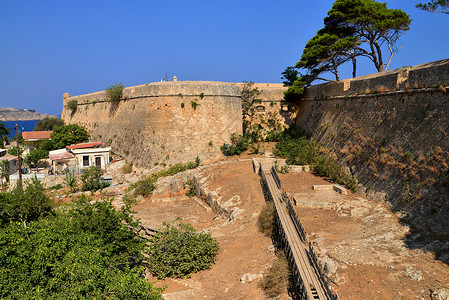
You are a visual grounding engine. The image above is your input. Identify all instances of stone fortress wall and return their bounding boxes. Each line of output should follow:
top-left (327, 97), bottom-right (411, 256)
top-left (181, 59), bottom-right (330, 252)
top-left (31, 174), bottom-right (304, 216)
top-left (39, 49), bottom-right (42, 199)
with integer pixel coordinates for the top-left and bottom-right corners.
top-left (61, 81), bottom-right (243, 167)
top-left (296, 58), bottom-right (449, 235)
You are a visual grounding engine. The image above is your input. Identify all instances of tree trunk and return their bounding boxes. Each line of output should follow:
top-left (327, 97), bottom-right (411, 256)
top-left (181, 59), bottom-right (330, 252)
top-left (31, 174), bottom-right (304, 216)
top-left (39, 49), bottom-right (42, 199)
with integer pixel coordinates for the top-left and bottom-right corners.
top-left (352, 56), bottom-right (357, 78)
top-left (374, 41), bottom-right (384, 72)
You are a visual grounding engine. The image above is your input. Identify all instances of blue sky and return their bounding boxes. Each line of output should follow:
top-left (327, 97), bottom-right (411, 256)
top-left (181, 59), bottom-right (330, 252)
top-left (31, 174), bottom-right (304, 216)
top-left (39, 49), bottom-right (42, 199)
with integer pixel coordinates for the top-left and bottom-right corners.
top-left (0, 0), bottom-right (447, 115)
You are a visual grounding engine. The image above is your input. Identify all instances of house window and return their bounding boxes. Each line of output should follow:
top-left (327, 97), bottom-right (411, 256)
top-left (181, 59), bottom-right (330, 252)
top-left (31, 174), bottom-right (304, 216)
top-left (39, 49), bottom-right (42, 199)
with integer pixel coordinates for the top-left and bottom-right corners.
top-left (83, 155), bottom-right (89, 167)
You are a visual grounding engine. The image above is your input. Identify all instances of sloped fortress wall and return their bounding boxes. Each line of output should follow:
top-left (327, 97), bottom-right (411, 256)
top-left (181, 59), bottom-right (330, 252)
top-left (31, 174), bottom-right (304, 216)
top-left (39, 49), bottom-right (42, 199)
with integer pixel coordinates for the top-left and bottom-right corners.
top-left (62, 81), bottom-right (242, 167)
top-left (296, 58), bottom-right (449, 235)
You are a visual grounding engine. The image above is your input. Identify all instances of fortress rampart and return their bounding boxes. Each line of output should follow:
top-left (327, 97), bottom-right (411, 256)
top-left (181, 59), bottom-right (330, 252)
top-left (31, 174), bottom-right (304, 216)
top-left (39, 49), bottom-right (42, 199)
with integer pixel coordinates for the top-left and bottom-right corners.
top-left (296, 58), bottom-right (449, 234)
top-left (62, 81), bottom-right (242, 167)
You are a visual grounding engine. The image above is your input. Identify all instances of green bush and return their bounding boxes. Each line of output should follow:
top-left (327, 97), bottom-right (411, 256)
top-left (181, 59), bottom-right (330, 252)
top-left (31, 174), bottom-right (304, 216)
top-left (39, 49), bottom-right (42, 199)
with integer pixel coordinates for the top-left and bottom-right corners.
top-left (80, 166), bottom-right (110, 192)
top-left (0, 195), bottom-right (164, 299)
top-left (185, 180), bottom-right (197, 197)
top-left (105, 83), bottom-right (124, 103)
top-left (64, 170), bottom-right (77, 193)
top-left (273, 126), bottom-right (357, 192)
top-left (220, 133), bottom-right (250, 156)
top-left (0, 178), bottom-right (53, 227)
top-left (65, 99), bottom-right (78, 112)
top-left (147, 221), bottom-right (219, 279)
top-left (132, 160), bottom-right (199, 197)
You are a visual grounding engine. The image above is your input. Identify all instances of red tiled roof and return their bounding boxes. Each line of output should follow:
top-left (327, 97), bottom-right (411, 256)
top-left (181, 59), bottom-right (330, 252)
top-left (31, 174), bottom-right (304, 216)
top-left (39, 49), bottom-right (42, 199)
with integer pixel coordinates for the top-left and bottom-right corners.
top-left (66, 142), bottom-right (108, 150)
top-left (49, 152), bottom-right (75, 161)
top-left (22, 131), bottom-right (52, 140)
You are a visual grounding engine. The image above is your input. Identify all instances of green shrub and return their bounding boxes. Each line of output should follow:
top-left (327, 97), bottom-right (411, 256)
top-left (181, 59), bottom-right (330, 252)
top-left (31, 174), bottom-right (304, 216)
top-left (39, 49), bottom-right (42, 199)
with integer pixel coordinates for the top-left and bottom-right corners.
top-left (64, 170), bottom-right (77, 193)
top-left (184, 180), bottom-right (197, 197)
top-left (220, 133), bottom-right (250, 156)
top-left (131, 161), bottom-right (199, 197)
top-left (259, 254), bottom-right (290, 297)
top-left (65, 99), bottom-right (78, 112)
top-left (147, 221), bottom-right (219, 279)
top-left (49, 183), bottom-right (63, 190)
top-left (0, 195), bottom-right (164, 299)
top-left (105, 83), bottom-right (124, 103)
top-left (0, 177), bottom-right (53, 226)
top-left (80, 166), bottom-right (110, 192)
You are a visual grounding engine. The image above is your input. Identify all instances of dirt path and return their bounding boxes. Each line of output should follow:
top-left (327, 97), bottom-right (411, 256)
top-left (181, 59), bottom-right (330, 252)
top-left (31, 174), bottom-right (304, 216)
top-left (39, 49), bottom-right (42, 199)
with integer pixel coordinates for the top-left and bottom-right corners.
top-left (280, 171), bottom-right (449, 300)
top-left (126, 158), bottom-right (449, 299)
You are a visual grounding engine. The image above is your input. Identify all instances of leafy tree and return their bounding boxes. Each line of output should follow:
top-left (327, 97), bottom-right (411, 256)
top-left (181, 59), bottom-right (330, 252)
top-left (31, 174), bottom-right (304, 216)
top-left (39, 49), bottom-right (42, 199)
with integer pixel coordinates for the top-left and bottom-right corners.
top-left (24, 148), bottom-right (48, 170)
top-left (51, 124), bottom-right (89, 149)
top-left (39, 138), bottom-right (54, 152)
top-left (0, 122), bottom-right (11, 148)
top-left (281, 66), bottom-right (299, 86)
top-left (147, 220), bottom-right (219, 279)
top-left (324, 0), bottom-right (411, 72)
top-left (416, 0), bottom-right (449, 13)
top-left (241, 81), bottom-right (261, 134)
top-left (34, 117), bottom-right (64, 131)
top-left (80, 166), bottom-right (109, 192)
top-left (297, 26), bottom-right (359, 81)
top-left (283, 75), bottom-right (309, 102)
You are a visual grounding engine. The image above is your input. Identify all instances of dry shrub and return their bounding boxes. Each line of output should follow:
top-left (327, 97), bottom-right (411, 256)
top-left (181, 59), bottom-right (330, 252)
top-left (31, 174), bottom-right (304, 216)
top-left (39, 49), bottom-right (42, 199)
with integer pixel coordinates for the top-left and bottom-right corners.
top-left (122, 162), bottom-right (133, 174)
top-left (258, 202), bottom-right (275, 237)
top-left (377, 85), bottom-right (389, 93)
top-left (435, 146), bottom-right (443, 155)
top-left (259, 254), bottom-right (290, 298)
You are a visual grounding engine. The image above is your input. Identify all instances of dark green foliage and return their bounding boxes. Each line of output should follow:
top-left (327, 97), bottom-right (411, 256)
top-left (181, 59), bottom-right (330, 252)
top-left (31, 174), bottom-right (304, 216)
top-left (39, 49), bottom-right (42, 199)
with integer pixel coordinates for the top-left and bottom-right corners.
top-left (24, 148), bottom-right (48, 169)
top-left (258, 202), bottom-right (276, 237)
top-left (241, 81), bottom-right (262, 133)
top-left (34, 117), bottom-right (64, 131)
top-left (324, 0), bottom-right (411, 72)
top-left (220, 133), bottom-right (250, 156)
top-left (81, 166), bottom-right (110, 192)
top-left (49, 183), bottom-right (63, 190)
top-left (259, 254), bottom-right (290, 297)
top-left (297, 26), bottom-right (358, 81)
top-left (39, 139), bottom-right (54, 151)
top-left (274, 127), bottom-right (357, 191)
top-left (191, 101), bottom-right (200, 110)
top-left (7, 146), bottom-right (23, 156)
top-left (105, 83), bottom-right (124, 103)
top-left (0, 122), bottom-right (11, 148)
top-left (147, 221), bottom-right (219, 279)
top-left (0, 178), bottom-right (53, 227)
top-left (281, 66), bottom-right (299, 86)
top-left (184, 180), bottom-right (197, 197)
top-left (51, 124), bottom-right (90, 149)
top-left (65, 99), bottom-right (78, 112)
top-left (416, 0), bottom-right (448, 13)
top-left (132, 161), bottom-right (200, 197)
top-left (284, 75), bottom-right (308, 102)
top-left (0, 195), bottom-right (163, 299)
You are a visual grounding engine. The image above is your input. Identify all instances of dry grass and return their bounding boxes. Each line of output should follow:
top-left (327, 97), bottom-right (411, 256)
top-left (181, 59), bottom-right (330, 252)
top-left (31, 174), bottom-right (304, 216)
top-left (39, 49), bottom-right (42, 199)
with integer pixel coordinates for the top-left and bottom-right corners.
top-left (259, 254), bottom-right (290, 298)
top-left (122, 162), bottom-right (133, 174)
top-left (257, 202), bottom-right (276, 237)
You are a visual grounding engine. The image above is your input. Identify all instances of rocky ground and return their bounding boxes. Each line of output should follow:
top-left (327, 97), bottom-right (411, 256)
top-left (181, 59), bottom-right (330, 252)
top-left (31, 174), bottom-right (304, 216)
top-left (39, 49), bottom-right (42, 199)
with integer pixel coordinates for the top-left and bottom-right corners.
top-left (40, 155), bottom-right (449, 299)
top-left (0, 107), bottom-right (58, 121)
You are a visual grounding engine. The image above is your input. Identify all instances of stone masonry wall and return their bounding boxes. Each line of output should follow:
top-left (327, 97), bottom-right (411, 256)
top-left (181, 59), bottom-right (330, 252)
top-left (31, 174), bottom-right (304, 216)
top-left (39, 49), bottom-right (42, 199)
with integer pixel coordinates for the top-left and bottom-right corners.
top-left (62, 81), bottom-right (242, 167)
top-left (296, 58), bottom-right (449, 235)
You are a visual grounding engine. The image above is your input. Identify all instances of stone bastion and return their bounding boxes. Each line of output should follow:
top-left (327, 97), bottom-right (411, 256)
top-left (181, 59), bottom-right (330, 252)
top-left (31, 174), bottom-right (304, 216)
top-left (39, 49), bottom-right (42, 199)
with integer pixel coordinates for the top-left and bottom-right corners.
top-left (61, 81), bottom-right (242, 167)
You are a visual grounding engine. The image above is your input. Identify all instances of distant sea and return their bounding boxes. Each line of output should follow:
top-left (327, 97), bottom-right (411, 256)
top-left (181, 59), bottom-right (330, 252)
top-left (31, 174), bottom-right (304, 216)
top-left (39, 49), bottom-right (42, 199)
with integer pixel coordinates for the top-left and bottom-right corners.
top-left (2, 120), bottom-right (39, 139)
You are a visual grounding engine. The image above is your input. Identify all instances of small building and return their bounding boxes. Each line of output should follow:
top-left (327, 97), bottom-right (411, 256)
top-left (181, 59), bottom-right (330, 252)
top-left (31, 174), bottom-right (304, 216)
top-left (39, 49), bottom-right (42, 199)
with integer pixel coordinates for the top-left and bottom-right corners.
top-left (49, 142), bottom-right (111, 174)
top-left (22, 131), bottom-right (52, 153)
top-left (0, 150), bottom-right (19, 184)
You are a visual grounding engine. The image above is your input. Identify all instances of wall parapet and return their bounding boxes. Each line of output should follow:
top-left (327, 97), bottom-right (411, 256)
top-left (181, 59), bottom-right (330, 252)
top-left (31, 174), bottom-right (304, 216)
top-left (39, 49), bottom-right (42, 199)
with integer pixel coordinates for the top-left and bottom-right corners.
top-left (303, 58), bottom-right (449, 100)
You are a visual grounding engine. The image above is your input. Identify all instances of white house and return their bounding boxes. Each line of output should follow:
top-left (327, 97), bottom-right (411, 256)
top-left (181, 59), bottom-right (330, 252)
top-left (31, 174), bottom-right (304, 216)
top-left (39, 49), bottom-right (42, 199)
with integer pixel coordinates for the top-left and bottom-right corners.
top-left (49, 142), bottom-right (111, 174)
